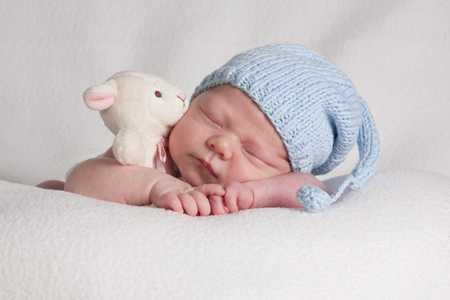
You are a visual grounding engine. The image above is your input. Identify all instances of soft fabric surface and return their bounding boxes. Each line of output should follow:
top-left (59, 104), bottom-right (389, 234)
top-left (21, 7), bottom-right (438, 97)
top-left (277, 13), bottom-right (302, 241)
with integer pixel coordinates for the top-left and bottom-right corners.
top-left (0, 0), bottom-right (449, 185)
top-left (1, 170), bottom-right (449, 299)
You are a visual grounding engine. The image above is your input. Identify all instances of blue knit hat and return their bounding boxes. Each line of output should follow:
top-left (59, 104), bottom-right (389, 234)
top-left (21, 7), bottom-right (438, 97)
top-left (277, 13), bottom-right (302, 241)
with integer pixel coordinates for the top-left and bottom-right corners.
top-left (192, 43), bottom-right (382, 212)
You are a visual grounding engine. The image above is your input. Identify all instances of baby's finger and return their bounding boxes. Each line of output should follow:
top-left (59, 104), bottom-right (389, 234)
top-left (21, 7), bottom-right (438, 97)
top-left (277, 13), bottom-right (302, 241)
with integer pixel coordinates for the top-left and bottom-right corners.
top-left (178, 193), bottom-right (199, 216)
top-left (163, 193), bottom-right (184, 214)
top-left (209, 195), bottom-right (229, 215)
top-left (224, 187), bottom-right (239, 214)
top-left (195, 184), bottom-right (225, 197)
top-left (189, 191), bottom-right (211, 216)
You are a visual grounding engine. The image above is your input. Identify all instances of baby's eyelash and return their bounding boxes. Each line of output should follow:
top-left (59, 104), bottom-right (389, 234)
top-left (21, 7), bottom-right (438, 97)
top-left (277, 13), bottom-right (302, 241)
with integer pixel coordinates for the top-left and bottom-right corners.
top-left (202, 109), bottom-right (222, 129)
top-left (243, 148), bottom-right (263, 162)
top-left (243, 148), bottom-right (254, 156)
top-left (207, 116), bottom-right (221, 128)
top-left (211, 119), bottom-right (222, 129)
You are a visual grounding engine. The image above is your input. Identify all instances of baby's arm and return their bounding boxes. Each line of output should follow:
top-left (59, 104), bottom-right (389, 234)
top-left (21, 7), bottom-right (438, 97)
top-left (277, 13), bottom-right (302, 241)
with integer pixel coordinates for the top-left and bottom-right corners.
top-left (247, 172), bottom-right (327, 209)
top-left (65, 148), bottom-right (224, 216)
top-left (209, 172), bottom-right (327, 214)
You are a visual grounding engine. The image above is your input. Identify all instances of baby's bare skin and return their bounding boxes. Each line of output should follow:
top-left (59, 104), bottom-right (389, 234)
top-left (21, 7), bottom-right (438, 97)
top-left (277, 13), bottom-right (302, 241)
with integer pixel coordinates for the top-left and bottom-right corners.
top-left (40, 84), bottom-right (327, 215)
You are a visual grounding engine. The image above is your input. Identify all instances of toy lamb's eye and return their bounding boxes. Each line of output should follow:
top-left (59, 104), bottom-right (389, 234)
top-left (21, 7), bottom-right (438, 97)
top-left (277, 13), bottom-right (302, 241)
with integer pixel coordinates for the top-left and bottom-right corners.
top-left (155, 91), bottom-right (162, 98)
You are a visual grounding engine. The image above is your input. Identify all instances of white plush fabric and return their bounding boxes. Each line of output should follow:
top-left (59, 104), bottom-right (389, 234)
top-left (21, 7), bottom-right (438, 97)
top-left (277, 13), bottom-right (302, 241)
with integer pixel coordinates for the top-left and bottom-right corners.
top-left (1, 170), bottom-right (449, 299)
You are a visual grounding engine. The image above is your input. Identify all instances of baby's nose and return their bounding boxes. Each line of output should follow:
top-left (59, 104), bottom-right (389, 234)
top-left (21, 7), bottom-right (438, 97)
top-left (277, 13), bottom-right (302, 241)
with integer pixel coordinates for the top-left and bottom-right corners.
top-left (207, 134), bottom-right (239, 160)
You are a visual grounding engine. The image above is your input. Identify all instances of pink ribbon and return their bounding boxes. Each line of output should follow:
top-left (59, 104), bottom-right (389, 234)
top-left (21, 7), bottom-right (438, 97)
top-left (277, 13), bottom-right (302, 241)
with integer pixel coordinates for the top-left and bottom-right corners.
top-left (156, 139), bottom-right (174, 176)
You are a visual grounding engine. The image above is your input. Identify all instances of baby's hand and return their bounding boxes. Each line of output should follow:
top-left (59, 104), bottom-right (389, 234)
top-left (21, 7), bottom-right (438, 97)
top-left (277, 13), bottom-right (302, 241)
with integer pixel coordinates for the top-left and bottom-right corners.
top-left (150, 178), bottom-right (225, 216)
top-left (209, 181), bottom-right (254, 215)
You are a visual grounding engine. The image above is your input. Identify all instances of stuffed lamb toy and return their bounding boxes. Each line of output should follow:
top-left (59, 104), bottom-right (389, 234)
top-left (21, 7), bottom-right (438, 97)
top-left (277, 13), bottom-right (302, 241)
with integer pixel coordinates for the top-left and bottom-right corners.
top-left (83, 71), bottom-right (189, 173)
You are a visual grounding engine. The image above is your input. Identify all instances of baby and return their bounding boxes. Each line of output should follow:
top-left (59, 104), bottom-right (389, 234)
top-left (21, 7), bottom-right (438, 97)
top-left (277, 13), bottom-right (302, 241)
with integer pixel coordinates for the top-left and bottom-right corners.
top-left (38, 43), bottom-right (381, 215)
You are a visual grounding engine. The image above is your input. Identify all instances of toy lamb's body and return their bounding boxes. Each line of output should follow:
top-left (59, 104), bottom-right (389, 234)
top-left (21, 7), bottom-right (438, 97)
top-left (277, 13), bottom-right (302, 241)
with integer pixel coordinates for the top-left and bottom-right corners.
top-left (83, 71), bottom-right (189, 170)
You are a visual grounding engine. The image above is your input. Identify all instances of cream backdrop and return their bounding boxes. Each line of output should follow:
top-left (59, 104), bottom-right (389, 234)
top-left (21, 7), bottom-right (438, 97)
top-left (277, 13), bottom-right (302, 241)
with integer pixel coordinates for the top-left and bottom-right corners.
top-left (1, 0), bottom-right (449, 185)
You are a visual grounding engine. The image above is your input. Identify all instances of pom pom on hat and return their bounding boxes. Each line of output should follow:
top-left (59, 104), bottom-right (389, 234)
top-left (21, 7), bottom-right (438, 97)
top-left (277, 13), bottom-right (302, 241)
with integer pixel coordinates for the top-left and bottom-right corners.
top-left (192, 43), bottom-right (382, 212)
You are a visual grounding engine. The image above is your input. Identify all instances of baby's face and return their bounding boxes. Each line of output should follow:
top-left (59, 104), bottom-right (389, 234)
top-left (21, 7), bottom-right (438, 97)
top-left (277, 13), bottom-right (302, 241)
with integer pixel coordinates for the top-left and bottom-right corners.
top-left (169, 84), bottom-right (291, 186)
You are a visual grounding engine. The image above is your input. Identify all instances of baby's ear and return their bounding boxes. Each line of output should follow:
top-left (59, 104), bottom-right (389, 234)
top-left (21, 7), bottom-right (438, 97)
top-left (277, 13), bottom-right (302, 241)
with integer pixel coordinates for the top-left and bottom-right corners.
top-left (83, 91), bottom-right (115, 111)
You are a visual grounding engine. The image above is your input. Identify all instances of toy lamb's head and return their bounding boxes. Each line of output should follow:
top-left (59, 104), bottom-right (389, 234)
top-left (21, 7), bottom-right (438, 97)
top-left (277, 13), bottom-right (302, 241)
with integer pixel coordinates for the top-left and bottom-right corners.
top-left (83, 71), bottom-right (189, 139)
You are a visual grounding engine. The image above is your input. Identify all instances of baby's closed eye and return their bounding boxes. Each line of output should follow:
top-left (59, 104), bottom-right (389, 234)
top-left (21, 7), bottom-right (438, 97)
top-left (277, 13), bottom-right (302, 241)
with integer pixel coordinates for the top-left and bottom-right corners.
top-left (201, 103), bottom-right (226, 128)
top-left (202, 110), bottom-right (222, 129)
top-left (242, 147), bottom-right (266, 166)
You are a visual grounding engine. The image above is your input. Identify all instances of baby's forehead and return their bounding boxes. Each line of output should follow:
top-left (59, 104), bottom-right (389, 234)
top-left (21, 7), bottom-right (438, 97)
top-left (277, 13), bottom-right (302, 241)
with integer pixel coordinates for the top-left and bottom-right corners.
top-left (195, 84), bottom-right (257, 107)
top-left (196, 83), bottom-right (278, 126)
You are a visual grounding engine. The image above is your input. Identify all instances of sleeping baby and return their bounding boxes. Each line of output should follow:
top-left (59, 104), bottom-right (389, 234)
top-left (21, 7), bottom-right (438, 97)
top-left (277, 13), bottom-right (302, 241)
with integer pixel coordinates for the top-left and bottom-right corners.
top-left (38, 43), bottom-right (382, 215)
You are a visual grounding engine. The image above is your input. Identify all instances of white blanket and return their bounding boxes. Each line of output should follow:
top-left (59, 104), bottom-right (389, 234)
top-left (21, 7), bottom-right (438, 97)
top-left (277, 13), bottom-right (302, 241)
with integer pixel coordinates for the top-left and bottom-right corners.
top-left (1, 170), bottom-right (449, 299)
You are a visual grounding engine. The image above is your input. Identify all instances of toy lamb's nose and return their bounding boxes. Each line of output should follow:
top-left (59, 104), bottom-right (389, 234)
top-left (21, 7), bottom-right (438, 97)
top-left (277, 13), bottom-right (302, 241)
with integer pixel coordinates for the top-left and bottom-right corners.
top-left (177, 92), bottom-right (186, 102)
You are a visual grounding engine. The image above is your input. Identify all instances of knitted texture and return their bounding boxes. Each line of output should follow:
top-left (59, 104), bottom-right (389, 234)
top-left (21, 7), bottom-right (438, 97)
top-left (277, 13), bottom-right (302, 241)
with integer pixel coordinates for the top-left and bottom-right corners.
top-left (192, 43), bottom-right (382, 212)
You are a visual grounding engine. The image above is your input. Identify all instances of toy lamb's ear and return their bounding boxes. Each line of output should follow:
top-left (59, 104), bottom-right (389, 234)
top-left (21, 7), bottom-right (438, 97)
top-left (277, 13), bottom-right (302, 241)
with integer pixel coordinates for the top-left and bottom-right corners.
top-left (83, 91), bottom-right (116, 111)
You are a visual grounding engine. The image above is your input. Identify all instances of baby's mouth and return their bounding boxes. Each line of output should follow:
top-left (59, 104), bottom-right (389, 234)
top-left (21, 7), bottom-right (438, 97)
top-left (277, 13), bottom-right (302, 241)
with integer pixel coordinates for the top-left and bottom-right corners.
top-left (199, 159), bottom-right (216, 178)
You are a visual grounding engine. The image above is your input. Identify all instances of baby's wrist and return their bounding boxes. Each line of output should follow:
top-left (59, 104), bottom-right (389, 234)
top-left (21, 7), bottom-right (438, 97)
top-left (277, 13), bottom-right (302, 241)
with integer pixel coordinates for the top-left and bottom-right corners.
top-left (147, 172), bottom-right (192, 205)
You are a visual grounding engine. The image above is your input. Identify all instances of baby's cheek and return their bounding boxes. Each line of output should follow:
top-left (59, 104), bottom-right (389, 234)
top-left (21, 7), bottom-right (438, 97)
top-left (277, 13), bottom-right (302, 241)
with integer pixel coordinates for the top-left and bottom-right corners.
top-left (222, 162), bottom-right (259, 182)
top-left (168, 126), bottom-right (184, 158)
top-left (228, 160), bottom-right (287, 183)
top-left (168, 145), bottom-right (182, 172)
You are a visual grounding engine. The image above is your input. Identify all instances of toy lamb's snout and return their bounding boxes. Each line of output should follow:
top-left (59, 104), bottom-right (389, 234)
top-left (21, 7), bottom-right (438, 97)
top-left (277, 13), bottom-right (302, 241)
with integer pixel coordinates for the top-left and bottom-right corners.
top-left (176, 91), bottom-right (187, 108)
top-left (176, 92), bottom-right (187, 102)
top-left (82, 71), bottom-right (189, 170)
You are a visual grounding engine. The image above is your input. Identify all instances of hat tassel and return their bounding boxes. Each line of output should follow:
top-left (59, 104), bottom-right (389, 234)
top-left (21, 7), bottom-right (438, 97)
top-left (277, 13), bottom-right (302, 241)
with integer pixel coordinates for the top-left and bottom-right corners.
top-left (297, 99), bottom-right (382, 212)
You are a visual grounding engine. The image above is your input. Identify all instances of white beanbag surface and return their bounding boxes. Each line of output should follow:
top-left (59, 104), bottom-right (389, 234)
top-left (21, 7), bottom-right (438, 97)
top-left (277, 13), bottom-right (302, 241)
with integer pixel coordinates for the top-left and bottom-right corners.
top-left (1, 170), bottom-right (449, 299)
